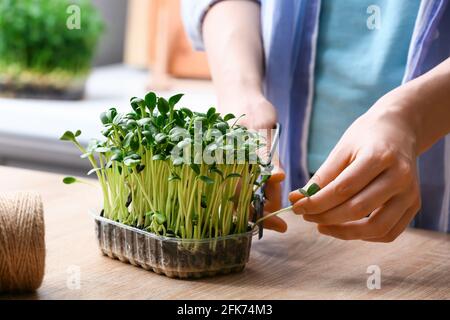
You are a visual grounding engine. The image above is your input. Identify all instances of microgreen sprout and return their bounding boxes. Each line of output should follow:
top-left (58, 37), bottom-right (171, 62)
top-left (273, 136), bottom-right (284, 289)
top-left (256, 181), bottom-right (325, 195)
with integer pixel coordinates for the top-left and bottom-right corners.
top-left (254, 183), bottom-right (321, 226)
top-left (62, 176), bottom-right (97, 187)
top-left (61, 92), bottom-right (271, 239)
top-left (298, 183), bottom-right (321, 197)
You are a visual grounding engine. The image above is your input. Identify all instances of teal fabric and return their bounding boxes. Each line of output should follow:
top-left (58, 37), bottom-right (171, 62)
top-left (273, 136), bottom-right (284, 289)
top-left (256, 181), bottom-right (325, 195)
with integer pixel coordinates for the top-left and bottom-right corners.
top-left (308, 0), bottom-right (420, 172)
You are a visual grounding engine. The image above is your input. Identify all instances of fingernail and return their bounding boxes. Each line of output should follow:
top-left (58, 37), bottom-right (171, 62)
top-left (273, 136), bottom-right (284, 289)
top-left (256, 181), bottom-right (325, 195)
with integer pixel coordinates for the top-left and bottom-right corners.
top-left (295, 206), bottom-right (305, 215)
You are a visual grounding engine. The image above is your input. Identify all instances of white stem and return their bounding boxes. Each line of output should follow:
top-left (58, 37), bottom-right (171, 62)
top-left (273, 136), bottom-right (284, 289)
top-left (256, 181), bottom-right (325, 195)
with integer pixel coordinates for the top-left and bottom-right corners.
top-left (254, 205), bottom-right (293, 228)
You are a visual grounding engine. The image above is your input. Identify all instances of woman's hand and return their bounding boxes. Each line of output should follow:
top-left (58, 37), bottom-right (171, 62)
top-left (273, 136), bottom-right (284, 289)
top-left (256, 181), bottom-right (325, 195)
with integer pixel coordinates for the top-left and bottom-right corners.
top-left (289, 95), bottom-right (422, 242)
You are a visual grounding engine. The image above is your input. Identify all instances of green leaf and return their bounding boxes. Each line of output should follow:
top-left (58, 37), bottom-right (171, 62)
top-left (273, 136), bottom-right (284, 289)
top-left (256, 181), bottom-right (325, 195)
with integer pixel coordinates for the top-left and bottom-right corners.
top-left (225, 173), bottom-right (242, 180)
top-left (124, 158), bottom-right (141, 166)
top-left (210, 167), bottom-right (223, 179)
top-left (190, 164), bottom-right (200, 175)
top-left (152, 154), bottom-right (165, 161)
top-left (123, 132), bottom-right (135, 148)
top-left (168, 174), bottom-right (181, 182)
top-left (112, 113), bottom-right (124, 126)
top-left (169, 93), bottom-right (183, 106)
top-left (94, 146), bottom-right (110, 153)
top-left (101, 108), bottom-right (118, 125)
top-left (298, 188), bottom-right (309, 197)
top-left (199, 175), bottom-right (214, 185)
top-left (125, 119), bottom-right (138, 130)
top-left (307, 183), bottom-right (321, 196)
top-left (162, 119), bottom-right (176, 131)
top-left (101, 125), bottom-right (113, 136)
top-left (206, 107), bottom-right (216, 119)
top-left (180, 108), bottom-right (193, 118)
top-left (126, 111), bottom-right (139, 120)
top-left (155, 133), bottom-right (167, 144)
top-left (136, 164), bottom-right (146, 173)
top-left (123, 154), bottom-right (141, 166)
top-left (145, 92), bottom-right (157, 111)
top-left (209, 113), bottom-right (219, 124)
top-left (215, 122), bottom-right (229, 134)
top-left (154, 212), bottom-right (166, 224)
top-left (172, 157), bottom-right (184, 166)
top-left (111, 151), bottom-right (124, 162)
top-left (223, 113), bottom-right (236, 122)
top-left (157, 97), bottom-right (169, 115)
top-left (100, 111), bottom-right (110, 125)
top-left (130, 97), bottom-right (145, 113)
top-left (60, 131), bottom-right (77, 142)
top-left (63, 176), bottom-right (77, 184)
top-left (298, 183), bottom-right (321, 197)
top-left (177, 138), bottom-right (192, 149)
top-left (169, 127), bottom-right (188, 140)
top-left (137, 118), bottom-right (152, 127)
top-left (201, 195), bottom-right (208, 208)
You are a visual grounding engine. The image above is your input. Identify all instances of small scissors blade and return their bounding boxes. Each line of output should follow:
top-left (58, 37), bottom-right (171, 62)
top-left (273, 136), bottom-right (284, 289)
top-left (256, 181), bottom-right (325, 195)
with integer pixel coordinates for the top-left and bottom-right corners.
top-left (255, 123), bottom-right (281, 239)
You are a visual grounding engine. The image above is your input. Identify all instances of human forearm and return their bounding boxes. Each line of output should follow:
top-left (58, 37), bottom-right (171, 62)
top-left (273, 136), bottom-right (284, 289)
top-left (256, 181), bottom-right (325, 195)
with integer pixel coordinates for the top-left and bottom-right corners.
top-left (376, 58), bottom-right (450, 155)
top-left (203, 0), bottom-right (264, 103)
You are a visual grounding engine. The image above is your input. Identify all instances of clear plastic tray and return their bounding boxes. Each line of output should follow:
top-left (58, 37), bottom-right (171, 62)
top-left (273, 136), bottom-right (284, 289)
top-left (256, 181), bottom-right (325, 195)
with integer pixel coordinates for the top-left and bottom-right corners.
top-left (93, 214), bottom-right (258, 278)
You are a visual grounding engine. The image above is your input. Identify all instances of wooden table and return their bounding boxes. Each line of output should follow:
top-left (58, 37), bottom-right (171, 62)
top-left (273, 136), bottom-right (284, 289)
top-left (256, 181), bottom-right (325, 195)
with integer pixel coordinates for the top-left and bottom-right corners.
top-left (1, 166), bottom-right (449, 300)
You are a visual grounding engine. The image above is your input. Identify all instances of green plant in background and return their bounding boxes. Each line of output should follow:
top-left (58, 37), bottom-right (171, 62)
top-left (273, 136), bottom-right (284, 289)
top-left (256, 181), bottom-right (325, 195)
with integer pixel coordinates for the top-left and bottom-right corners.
top-left (0, 0), bottom-right (103, 89)
top-left (61, 92), bottom-right (271, 239)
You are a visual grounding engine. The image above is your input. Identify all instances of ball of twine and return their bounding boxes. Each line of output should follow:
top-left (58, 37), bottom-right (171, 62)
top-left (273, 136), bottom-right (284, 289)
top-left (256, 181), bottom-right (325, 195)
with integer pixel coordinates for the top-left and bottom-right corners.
top-left (0, 192), bottom-right (45, 293)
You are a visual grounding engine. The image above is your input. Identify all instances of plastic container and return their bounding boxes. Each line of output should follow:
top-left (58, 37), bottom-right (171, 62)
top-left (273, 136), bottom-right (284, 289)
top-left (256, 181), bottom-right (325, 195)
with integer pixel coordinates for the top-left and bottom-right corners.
top-left (93, 214), bottom-right (258, 278)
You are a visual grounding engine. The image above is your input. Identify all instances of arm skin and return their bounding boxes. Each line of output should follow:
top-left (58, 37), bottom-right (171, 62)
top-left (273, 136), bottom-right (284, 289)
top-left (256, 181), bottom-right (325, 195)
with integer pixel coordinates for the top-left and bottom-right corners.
top-left (289, 57), bottom-right (450, 242)
top-left (203, 0), bottom-right (287, 232)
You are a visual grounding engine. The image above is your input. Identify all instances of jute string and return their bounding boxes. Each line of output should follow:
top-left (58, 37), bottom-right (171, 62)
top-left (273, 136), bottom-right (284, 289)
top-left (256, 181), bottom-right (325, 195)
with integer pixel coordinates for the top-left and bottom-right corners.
top-left (0, 192), bottom-right (45, 292)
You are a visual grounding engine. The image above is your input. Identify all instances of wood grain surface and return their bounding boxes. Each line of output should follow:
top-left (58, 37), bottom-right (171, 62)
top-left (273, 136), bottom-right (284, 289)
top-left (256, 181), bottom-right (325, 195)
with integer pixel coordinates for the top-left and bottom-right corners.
top-left (0, 166), bottom-right (449, 300)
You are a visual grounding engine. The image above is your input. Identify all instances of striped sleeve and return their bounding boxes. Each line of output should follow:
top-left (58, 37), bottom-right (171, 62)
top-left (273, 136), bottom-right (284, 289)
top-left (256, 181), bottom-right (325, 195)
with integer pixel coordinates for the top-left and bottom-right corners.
top-left (181, 0), bottom-right (260, 51)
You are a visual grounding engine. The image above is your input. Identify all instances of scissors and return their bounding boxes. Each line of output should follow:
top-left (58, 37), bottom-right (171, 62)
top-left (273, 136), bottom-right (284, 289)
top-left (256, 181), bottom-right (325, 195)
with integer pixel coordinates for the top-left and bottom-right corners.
top-left (252, 123), bottom-right (281, 239)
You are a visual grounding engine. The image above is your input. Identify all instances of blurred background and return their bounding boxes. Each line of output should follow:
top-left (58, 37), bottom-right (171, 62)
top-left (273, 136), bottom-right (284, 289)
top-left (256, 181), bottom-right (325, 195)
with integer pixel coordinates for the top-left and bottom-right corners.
top-left (0, 0), bottom-right (215, 176)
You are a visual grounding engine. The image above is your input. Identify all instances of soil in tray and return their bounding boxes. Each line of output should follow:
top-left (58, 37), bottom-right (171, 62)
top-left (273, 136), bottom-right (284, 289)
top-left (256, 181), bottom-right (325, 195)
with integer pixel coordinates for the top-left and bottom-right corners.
top-left (159, 237), bottom-right (251, 272)
top-left (95, 218), bottom-right (253, 278)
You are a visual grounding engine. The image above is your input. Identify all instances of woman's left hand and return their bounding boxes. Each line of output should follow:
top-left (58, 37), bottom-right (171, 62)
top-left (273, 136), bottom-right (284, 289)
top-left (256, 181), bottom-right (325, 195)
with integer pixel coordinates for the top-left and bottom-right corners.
top-left (288, 95), bottom-right (422, 242)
